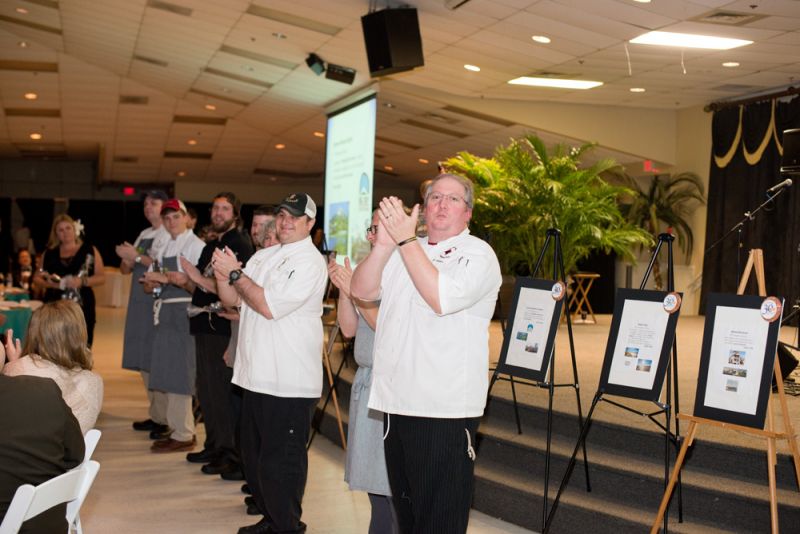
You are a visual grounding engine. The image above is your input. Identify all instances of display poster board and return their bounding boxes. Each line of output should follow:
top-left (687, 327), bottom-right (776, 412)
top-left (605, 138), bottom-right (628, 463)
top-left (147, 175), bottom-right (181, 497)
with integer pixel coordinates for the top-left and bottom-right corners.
top-left (598, 289), bottom-right (682, 401)
top-left (693, 293), bottom-right (784, 429)
top-left (496, 277), bottom-right (565, 382)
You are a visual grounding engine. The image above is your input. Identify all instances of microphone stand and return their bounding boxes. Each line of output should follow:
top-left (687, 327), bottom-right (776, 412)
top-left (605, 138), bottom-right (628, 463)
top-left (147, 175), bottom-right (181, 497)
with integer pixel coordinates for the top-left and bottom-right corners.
top-left (705, 183), bottom-right (791, 289)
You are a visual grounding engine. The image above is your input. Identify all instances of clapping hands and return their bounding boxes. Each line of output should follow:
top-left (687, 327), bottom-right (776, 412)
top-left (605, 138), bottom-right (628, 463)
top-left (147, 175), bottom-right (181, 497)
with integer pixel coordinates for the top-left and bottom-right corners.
top-left (328, 256), bottom-right (353, 299)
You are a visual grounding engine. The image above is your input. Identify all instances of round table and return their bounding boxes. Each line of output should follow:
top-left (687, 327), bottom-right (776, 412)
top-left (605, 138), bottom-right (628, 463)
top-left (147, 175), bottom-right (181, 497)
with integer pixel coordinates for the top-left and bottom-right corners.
top-left (0, 300), bottom-right (41, 344)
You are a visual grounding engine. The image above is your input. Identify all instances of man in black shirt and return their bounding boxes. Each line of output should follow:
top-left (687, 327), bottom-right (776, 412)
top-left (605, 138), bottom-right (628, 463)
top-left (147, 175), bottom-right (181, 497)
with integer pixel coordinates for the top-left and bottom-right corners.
top-left (177, 192), bottom-right (253, 474)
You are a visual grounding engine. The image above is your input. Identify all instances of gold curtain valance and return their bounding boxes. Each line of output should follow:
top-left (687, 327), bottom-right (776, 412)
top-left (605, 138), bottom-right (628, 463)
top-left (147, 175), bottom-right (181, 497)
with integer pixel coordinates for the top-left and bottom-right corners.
top-left (713, 99), bottom-right (783, 168)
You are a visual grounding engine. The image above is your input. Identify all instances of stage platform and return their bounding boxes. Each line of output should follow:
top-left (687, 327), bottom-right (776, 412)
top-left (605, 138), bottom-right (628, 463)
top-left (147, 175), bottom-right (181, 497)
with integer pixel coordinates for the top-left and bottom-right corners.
top-left (485, 315), bottom-right (800, 452)
top-left (315, 315), bottom-right (800, 533)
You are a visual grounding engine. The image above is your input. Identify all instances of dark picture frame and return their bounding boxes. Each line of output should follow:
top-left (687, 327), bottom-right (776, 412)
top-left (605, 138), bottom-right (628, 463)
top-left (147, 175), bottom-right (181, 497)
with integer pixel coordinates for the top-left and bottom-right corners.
top-left (598, 288), bottom-right (681, 402)
top-left (496, 277), bottom-right (564, 382)
top-left (693, 293), bottom-right (783, 429)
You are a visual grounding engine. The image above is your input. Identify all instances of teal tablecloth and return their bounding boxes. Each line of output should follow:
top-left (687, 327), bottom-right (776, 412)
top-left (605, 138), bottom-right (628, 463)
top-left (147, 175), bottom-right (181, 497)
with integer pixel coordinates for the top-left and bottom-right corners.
top-left (0, 307), bottom-right (33, 343)
top-left (3, 292), bottom-right (30, 302)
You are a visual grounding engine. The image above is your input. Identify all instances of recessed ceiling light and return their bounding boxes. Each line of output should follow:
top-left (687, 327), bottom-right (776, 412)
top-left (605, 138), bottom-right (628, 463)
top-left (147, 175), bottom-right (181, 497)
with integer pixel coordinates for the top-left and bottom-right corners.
top-left (630, 87), bottom-right (646, 93)
top-left (275, 143), bottom-right (286, 150)
top-left (15, 7), bottom-right (28, 14)
top-left (384, 165), bottom-right (394, 171)
top-left (313, 131), bottom-right (325, 138)
top-left (383, 102), bottom-right (395, 108)
top-left (272, 32), bottom-right (287, 39)
top-left (630, 31), bottom-right (752, 50)
top-left (418, 158), bottom-right (429, 164)
top-left (532, 35), bottom-right (551, 44)
top-left (18, 40), bottom-right (28, 48)
top-left (176, 170), bottom-right (186, 177)
top-left (30, 132), bottom-right (42, 140)
top-left (508, 77), bottom-right (603, 90)
top-left (722, 61), bottom-right (740, 68)
top-left (632, 0), bottom-right (651, 3)
top-left (187, 139), bottom-right (198, 146)
top-left (204, 104), bottom-right (216, 111)
top-left (464, 64), bottom-right (480, 72)
top-left (24, 92), bottom-right (38, 100)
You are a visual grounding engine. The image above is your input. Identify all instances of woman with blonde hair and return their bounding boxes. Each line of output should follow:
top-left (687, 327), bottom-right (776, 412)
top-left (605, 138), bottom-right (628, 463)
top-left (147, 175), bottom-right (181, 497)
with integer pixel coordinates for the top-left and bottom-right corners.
top-left (34, 213), bottom-right (105, 346)
top-left (1, 300), bottom-right (104, 433)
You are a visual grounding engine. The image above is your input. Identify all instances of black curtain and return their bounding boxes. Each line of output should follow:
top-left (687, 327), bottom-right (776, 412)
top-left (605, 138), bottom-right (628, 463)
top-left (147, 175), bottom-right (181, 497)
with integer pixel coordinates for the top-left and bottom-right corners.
top-left (701, 97), bottom-right (800, 309)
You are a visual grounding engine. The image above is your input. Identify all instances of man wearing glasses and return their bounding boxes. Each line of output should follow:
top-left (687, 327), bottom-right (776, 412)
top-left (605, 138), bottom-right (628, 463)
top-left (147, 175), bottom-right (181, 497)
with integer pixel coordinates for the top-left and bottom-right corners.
top-left (351, 173), bottom-right (502, 533)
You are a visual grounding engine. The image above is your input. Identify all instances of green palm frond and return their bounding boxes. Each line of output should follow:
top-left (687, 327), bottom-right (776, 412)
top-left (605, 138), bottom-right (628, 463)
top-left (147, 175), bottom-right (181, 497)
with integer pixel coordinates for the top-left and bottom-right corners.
top-left (622, 172), bottom-right (706, 261)
top-left (444, 134), bottom-right (653, 275)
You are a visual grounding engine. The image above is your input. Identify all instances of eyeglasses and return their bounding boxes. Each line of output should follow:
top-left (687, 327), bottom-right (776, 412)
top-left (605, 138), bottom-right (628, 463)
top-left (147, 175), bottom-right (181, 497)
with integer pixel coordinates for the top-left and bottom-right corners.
top-left (427, 192), bottom-right (466, 205)
top-left (366, 225), bottom-right (378, 235)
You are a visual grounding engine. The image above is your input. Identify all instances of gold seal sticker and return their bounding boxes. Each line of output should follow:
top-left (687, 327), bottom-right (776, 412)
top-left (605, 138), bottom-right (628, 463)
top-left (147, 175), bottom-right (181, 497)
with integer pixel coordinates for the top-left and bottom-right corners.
top-left (663, 292), bottom-right (681, 314)
top-left (551, 281), bottom-right (566, 301)
top-left (760, 297), bottom-right (782, 322)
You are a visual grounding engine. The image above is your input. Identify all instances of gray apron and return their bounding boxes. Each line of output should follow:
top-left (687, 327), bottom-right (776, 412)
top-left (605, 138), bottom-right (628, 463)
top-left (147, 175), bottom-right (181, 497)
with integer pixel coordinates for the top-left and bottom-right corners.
top-left (344, 315), bottom-right (392, 495)
top-left (147, 280), bottom-right (195, 395)
top-left (121, 261), bottom-right (157, 372)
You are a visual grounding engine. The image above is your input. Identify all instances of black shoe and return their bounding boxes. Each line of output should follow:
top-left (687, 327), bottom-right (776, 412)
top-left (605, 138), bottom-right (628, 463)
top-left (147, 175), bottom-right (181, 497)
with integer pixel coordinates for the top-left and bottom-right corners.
top-left (241, 483), bottom-right (252, 495)
top-left (186, 448), bottom-right (221, 464)
top-left (201, 459), bottom-right (237, 475)
top-left (237, 518), bottom-right (271, 534)
top-left (220, 466), bottom-right (245, 481)
top-left (149, 428), bottom-right (172, 440)
top-left (237, 518), bottom-right (304, 534)
top-left (132, 418), bottom-right (161, 431)
top-left (244, 495), bottom-right (260, 516)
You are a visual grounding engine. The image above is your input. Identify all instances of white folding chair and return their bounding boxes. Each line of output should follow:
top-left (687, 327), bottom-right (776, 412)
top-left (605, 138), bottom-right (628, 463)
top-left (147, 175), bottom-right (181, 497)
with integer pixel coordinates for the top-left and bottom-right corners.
top-left (0, 460), bottom-right (100, 534)
top-left (82, 429), bottom-right (101, 463)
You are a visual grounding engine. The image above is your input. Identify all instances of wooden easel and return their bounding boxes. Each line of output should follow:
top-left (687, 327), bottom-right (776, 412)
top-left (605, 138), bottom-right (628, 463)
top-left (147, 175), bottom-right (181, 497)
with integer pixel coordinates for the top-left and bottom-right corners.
top-left (651, 248), bottom-right (800, 533)
top-left (308, 286), bottom-right (348, 450)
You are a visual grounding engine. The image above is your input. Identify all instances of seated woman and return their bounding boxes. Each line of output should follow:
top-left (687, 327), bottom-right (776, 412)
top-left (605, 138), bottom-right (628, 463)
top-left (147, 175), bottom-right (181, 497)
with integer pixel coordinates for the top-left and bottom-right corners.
top-left (12, 249), bottom-right (36, 291)
top-left (1, 300), bottom-right (104, 434)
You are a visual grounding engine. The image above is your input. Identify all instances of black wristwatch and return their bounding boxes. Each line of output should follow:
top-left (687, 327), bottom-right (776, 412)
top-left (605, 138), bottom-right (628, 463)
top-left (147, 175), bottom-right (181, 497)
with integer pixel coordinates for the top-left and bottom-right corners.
top-left (228, 269), bottom-right (244, 285)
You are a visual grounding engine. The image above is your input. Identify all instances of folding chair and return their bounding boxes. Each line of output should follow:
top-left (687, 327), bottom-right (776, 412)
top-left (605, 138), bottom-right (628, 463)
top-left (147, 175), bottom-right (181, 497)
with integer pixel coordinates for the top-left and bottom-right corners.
top-left (0, 460), bottom-right (100, 534)
top-left (82, 429), bottom-right (101, 463)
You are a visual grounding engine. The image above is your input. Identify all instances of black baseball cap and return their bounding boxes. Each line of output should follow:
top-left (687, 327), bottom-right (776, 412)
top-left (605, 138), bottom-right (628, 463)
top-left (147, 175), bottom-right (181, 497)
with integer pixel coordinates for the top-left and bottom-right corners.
top-left (275, 193), bottom-right (317, 218)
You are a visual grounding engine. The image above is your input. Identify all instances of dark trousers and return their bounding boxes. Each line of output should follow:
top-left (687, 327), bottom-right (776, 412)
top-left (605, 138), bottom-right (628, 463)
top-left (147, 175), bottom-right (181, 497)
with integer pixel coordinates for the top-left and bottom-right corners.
top-left (241, 390), bottom-right (316, 532)
top-left (194, 334), bottom-right (235, 456)
top-left (383, 414), bottom-right (480, 534)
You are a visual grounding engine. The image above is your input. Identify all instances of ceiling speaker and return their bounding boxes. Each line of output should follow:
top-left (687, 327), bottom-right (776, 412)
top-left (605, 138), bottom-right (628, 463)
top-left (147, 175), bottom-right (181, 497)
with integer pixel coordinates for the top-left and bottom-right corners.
top-left (361, 8), bottom-right (424, 77)
top-left (781, 129), bottom-right (800, 175)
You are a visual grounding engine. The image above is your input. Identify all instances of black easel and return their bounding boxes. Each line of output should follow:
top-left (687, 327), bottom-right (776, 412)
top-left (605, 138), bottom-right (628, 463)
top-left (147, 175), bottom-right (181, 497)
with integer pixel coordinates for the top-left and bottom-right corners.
top-left (487, 294), bottom-right (524, 434)
top-left (543, 233), bottom-right (684, 534)
top-left (485, 228), bottom-right (590, 531)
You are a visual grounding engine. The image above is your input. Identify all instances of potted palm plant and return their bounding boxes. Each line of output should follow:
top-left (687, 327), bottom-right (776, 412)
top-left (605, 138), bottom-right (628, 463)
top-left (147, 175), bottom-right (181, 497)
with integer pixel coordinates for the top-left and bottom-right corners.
top-left (621, 172), bottom-right (706, 290)
top-left (444, 134), bottom-right (652, 318)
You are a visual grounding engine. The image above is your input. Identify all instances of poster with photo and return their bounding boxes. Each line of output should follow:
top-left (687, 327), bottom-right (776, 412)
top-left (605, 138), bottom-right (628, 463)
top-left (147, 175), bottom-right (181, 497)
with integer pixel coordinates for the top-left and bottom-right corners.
top-left (598, 289), bottom-right (681, 401)
top-left (496, 277), bottom-right (564, 382)
top-left (693, 294), bottom-right (783, 429)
